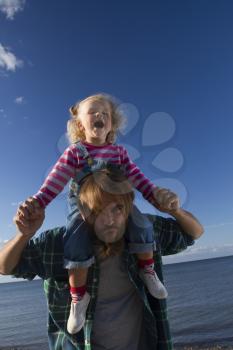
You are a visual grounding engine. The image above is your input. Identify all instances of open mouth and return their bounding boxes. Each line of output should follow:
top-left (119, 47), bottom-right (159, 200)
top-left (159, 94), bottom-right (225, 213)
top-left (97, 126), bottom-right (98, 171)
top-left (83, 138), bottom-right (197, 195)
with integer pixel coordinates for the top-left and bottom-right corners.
top-left (94, 120), bottom-right (104, 128)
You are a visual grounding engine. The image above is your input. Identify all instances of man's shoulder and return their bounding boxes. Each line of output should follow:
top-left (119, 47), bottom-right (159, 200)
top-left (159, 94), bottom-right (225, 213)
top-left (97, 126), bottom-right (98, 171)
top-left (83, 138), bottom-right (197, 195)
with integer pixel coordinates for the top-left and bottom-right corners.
top-left (30, 226), bottom-right (66, 259)
top-left (145, 213), bottom-right (170, 225)
top-left (146, 213), bottom-right (195, 255)
top-left (13, 226), bottom-right (67, 281)
top-left (145, 213), bottom-right (180, 239)
top-left (146, 213), bottom-right (183, 232)
top-left (34, 226), bottom-right (66, 244)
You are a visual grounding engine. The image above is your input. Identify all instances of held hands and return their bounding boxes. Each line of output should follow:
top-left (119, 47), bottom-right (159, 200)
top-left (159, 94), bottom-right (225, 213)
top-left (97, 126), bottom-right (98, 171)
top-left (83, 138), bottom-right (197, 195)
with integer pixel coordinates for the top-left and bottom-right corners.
top-left (151, 187), bottom-right (180, 214)
top-left (14, 197), bottom-right (45, 237)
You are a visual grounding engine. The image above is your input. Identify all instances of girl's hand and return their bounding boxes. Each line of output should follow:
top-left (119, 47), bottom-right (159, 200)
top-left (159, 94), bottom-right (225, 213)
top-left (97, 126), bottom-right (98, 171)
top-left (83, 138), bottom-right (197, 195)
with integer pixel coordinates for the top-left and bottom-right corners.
top-left (151, 187), bottom-right (180, 214)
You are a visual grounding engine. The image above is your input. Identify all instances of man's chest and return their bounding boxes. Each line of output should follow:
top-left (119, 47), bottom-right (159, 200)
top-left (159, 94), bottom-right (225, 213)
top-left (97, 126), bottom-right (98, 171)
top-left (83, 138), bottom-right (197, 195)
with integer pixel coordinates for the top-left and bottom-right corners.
top-left (91, 255), bottom-right (145, 350)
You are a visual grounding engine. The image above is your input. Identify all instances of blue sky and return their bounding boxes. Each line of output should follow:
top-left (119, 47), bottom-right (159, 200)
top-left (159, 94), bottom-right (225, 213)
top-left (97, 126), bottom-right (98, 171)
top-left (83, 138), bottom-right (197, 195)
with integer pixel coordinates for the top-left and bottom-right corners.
top-left (0, 0), bottom-right (233, 263)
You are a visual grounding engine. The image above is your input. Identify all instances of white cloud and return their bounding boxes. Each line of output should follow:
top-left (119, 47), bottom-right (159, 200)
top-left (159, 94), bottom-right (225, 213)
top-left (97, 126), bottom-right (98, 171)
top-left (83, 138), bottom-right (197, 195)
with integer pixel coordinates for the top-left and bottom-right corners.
top-left (11, 201), bottom-right (22, 206)
top-left (0, 43), bottom-right (23, 72)
top-left (163, 243), bottom-right (233, 264)
top-left (0, 238), bottom-right (9, 245)
top-left (204, 221), bottom-right (233, 229)
top-left (15, 96), bottom-right (24, 104)
top-left (0, 0), bottom-right (25, 20)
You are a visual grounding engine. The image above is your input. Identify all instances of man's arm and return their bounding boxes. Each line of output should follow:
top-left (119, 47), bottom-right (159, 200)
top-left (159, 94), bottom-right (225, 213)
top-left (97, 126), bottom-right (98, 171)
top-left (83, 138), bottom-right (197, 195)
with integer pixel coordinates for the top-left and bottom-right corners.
top-left (148, 188), bottom-right (204, 256)
top-left (0, 198), bottom-right (45, 275)
top-left (169, 208), bottom-right (203, 239)
top-left (0, 234), bottom-right (32, 275)
top-left (153, 187), bottom-right (204, 239)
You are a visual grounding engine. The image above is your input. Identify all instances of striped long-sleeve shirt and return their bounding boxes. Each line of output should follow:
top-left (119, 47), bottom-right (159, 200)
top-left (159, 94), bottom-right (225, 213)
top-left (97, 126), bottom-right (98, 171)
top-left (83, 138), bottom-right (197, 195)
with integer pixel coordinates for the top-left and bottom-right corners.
top-left (34, 142), bottom-right (156, 208)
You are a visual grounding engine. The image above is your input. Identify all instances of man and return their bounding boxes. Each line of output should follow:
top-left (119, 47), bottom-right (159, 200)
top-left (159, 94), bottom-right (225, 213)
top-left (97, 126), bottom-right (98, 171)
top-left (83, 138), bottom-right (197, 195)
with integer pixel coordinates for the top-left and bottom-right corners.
top-left (0, 169), bottom-right (203, 350)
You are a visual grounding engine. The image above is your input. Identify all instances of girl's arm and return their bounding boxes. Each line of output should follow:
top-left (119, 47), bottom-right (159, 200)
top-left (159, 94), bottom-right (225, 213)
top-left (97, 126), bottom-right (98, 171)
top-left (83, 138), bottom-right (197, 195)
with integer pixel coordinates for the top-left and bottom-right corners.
top-left (33, 145), bottom-right (78, 207)
top-left (120, 146), bottom-right (156, 200)
top-left (121, 146), bottom-right (188, 213)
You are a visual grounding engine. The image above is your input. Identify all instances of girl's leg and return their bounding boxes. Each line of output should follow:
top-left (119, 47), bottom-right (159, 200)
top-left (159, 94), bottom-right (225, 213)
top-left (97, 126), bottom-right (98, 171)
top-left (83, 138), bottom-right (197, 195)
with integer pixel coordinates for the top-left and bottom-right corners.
top-left (68, 268), bottom-right (88, 303)
top-left (126, 205), bottom-right (168, 299)
top-left (136, 251), bottom-right (153, 260)
top-left (64, 182), bottom-right (95, 272)
top-left (64, 216), bottom-right (94, 334)
top-left (65, 184), bottom-right (93, 334)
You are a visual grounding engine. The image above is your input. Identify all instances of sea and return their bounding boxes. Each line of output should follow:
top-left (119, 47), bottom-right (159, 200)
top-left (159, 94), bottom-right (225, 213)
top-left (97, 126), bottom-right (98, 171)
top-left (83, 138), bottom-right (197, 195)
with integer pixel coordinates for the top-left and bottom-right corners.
top-left (0, 255), bottom-right (233, 349)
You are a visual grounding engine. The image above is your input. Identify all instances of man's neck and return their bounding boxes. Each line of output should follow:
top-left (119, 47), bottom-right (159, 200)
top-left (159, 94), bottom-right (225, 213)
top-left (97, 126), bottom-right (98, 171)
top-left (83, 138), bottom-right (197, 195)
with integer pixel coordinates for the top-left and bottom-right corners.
top-left (93, 237), bottom-right (125, 261)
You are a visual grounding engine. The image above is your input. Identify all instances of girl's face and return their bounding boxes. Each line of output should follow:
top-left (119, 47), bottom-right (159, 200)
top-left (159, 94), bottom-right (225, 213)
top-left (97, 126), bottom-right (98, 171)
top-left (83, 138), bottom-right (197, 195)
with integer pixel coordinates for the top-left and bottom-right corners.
top-left (78, 99), bottom-right (112, 145)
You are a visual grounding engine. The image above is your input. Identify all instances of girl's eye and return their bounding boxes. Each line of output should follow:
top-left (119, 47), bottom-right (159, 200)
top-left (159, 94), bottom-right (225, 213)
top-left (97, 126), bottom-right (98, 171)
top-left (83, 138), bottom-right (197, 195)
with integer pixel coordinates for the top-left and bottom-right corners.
top-left (87, 109), bottom-right (96, 114)
top-left (88, 110), bottom-right (110, 117)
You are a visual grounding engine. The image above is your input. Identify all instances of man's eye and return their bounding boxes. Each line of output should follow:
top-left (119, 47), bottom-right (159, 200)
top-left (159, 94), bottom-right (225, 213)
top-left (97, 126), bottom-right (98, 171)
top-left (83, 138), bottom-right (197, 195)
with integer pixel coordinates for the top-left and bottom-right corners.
top-left (116, 204), bottom-right (124, 211)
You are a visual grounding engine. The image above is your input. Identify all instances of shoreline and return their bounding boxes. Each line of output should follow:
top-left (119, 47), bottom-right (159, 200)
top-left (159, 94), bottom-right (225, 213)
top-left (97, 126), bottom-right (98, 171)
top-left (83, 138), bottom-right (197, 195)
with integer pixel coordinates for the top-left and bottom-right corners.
top-left (174, 346), bottom-right (233, 350)
top-left (0, 345), bottom-right (48, 350)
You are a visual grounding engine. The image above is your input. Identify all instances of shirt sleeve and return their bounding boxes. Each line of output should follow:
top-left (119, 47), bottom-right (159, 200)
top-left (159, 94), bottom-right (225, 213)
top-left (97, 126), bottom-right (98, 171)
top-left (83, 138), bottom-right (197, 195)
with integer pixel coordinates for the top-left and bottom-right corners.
top-left (12, 227), bottom-right (66, 281)
top-left (148, 215), bottom-right (195, 256)
top-left (33, 146), bottom-right (78, 208)
top-left (12, 234), bottom-right (47, 280)
top-left (119, 145), bottom-right (156, 201)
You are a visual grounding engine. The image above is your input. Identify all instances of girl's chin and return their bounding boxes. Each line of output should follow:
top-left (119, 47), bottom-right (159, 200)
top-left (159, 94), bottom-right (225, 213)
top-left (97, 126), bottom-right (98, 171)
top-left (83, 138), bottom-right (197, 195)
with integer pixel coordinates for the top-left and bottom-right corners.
top-left (92, 130), bottom-right (108, 138)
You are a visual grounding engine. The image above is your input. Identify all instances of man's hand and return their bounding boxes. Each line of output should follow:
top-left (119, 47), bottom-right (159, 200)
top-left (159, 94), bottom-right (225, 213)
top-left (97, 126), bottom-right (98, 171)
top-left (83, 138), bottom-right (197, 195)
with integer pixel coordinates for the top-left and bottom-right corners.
top-left (14, 197), bottom-right (45, 237)
top-left (151, 187), bottom-right (180, 214)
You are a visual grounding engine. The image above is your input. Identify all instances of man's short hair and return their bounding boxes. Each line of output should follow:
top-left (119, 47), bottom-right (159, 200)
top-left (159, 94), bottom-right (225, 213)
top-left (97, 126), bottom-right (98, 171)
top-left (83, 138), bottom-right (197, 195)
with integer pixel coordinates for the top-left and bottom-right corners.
top-left (77, 168), bottom-right (135, 224)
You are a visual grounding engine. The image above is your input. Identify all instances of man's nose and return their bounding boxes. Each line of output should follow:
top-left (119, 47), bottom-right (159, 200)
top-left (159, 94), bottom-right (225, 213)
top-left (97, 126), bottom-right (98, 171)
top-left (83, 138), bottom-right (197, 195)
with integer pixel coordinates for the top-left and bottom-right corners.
top-left (104, 212), bottom-right (114, 226)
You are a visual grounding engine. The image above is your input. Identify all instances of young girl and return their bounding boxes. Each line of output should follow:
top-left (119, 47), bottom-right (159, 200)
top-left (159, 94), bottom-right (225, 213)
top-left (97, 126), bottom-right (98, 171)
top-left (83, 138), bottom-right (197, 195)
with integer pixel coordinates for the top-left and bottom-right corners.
top-left (31, 93), bottom-right (167, 334)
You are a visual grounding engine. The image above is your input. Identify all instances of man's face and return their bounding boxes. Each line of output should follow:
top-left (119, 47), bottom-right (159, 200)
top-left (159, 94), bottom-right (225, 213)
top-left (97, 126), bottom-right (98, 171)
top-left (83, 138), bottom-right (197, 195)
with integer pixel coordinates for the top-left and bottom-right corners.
top-left (94, 201), bottom-right (127, 243)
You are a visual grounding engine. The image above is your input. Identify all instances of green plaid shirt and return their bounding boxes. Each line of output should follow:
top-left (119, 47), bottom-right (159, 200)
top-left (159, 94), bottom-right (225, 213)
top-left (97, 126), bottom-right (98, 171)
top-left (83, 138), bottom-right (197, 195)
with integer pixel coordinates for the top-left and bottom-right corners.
top-left (13, 215), bottom-right (194, 350)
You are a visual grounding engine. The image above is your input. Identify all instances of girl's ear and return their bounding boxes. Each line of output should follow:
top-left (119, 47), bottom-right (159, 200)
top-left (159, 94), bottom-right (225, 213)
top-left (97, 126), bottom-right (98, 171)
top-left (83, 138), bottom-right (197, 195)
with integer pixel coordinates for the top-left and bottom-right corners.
top-left (107, 130), bottom-right (115, 143)
top-left (77, 120), bottom-right (85, 131)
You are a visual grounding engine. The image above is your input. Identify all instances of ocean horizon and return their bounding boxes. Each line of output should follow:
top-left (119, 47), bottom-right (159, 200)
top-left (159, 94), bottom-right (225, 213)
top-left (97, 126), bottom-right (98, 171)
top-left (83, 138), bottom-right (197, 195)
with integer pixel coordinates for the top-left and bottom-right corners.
top-left (1, 253), bottom-right (233, 284)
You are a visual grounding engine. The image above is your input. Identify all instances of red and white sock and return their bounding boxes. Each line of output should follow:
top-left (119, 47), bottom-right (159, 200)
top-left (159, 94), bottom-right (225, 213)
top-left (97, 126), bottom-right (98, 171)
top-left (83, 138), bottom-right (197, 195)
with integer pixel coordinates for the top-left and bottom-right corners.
top-left (138, 258), bottom-right (155, 274)
top-left (70, 286), bottom-right (86, 304)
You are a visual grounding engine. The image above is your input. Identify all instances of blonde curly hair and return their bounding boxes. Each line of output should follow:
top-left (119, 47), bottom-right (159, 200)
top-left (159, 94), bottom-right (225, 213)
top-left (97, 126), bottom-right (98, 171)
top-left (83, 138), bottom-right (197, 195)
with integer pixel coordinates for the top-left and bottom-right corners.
top-left (67, 93), bottom-right (125, 144)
